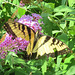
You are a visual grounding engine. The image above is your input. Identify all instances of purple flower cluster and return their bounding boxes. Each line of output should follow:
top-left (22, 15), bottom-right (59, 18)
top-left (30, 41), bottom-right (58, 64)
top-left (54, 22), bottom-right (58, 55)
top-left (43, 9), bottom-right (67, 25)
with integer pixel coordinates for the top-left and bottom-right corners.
top-left (18, 13), bottom-right (43, 32)
top-left (0, 33), bottom-right (29, 59)
top-left (0, 13), bottom-right (43, 59)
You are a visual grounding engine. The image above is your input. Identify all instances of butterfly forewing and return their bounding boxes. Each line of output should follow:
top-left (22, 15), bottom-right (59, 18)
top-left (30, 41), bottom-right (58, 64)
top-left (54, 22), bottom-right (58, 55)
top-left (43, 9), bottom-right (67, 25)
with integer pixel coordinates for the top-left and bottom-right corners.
top-left (4, 20), bottom-right (35, 41)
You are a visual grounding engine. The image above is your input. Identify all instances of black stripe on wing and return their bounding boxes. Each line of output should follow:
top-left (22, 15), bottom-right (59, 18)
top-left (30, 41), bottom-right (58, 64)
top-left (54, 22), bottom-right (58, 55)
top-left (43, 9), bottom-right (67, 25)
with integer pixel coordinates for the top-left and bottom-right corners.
top-left (4, 23), bottom-right (17, 37)
top-left (27, 26), bottom-right (31, 40)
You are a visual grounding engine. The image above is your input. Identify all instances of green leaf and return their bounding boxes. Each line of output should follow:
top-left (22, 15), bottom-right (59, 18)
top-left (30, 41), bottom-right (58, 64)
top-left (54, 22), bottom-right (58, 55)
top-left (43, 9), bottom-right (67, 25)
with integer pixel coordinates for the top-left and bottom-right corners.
top-left (57, 33), bottom-right (68, 45)
top-left (11, 7), bottom-right (17, 14)
top-left (68, 10), bottom-right (75, 15)
top-left (32, 70), bottom-right (41, 75)
top-left (4, 69), bottom-right (15, 75)
top-left (64, 55), bottom-right (74, 63)
top-left (62, 55), bottom-right (74, 71)
top-left (13, 0), bottom-right (19, 5)
top-left (9, 52), bottom-right (18, 57)
top-left (69, 25), bottom-right (75, 35)
top-left (69, 30), bottom-right (75, 35)
top-left (60, 22), bottom-right (66, 29)
top-left (18, 8), bottom-right (26, 18)
top-left (14, 58), bottom-right (26, 66)
top-left (65, 17), bottom-right (75, 21)
top-left (8, 0), bottom-right (12, 3)
top-left (54, 5), bottom-right (74, 12)
top-left (41, 13), bottom-right (53, 36)
top-left (69, 21), bottom-right (75, 27)
top-left (30, 66), bottom-right (38, 73)
top-left (0, 64), bottom-right (3, 71)
top-left (54, 12), bottom-right (64, 16)
top-left (68, 0), bottom-right (75, 7)
top-left (55, 70), bottom-right (65, 75)
top-left (41, 60), bottom-right (47, 75)
top-left (68, 38), bottom-right (75, 49)
top-left (66, 65), bottom-right (75, 75)
top-left (57, 56), bottom-right (62, 68)
top-left (30, 66), bottom-right (37, 70)
top-left (52, 30), bottom-right (62, 34)
top-left (41, 2), bottom-right (55, 14)
top-left (5, 52), bottom-right (18, 68)
top-left (15, 67), bottom-right (27, 75)
top-left (62, 0), bottom-right (67, 5)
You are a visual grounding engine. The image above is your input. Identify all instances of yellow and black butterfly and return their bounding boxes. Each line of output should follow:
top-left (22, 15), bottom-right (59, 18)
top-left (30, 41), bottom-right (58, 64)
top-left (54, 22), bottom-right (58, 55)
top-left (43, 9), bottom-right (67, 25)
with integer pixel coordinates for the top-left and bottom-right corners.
top-left (3, 20), bottom-right (70, 58)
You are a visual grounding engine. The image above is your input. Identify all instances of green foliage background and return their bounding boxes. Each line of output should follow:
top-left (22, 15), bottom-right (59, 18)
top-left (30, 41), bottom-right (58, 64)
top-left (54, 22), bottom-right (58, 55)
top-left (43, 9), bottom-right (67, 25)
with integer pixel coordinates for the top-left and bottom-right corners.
top-left (0, 0), bottom-right (75, 75)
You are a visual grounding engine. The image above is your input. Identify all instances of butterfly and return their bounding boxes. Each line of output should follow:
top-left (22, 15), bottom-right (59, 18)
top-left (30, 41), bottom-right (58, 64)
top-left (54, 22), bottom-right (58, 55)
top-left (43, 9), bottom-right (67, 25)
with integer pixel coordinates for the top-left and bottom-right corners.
top-left (3, 20), bottom-right (70, 58)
